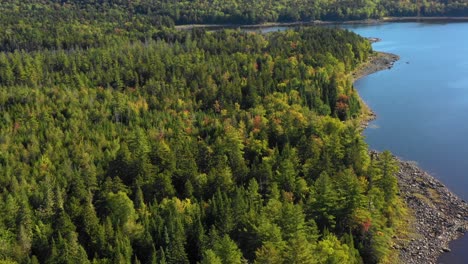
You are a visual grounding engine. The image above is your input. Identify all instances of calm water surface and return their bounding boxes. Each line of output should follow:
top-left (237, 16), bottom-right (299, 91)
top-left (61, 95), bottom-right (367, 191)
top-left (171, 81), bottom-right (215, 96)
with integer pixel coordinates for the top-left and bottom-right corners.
top-left (342, 22), bottom-right (468, 264)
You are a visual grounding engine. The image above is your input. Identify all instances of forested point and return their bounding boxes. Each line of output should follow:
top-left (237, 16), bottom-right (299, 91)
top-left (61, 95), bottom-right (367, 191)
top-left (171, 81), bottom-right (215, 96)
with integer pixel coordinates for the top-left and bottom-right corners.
top-left (0, 1), bottom-right (416, 264)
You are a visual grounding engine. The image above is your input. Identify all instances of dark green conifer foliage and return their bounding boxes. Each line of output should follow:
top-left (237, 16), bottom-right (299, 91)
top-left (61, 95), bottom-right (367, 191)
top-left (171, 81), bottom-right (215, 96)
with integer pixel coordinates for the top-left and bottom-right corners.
top-left (0, 11), bottom-right (408, 262)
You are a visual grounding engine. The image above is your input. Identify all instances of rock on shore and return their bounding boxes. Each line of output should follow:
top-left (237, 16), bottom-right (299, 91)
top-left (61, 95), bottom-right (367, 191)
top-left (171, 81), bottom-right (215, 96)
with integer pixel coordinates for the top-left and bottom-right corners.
top-left (370, 151), bottom-right (468, 264)
top-left (353, 51), bottom-right (400, 81)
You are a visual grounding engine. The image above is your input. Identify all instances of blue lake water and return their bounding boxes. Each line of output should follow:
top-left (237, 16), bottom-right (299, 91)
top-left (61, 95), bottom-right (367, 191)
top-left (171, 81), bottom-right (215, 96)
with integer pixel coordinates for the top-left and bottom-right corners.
top-left (345, 23), bottom-right (468, 197)
top-left (342, 22), bottom-right (468, 264)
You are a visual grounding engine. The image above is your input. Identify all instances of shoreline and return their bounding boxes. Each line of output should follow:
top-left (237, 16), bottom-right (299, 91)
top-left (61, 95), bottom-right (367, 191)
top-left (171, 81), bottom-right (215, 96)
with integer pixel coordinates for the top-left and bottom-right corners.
top-left (175, 16), bottom-right (468, 30)
top-left (354, 50), bottom-right (468, 264)
top-left (352, 51), bottom-right (400, 128)
top-left (394, 156), bottom-right (468, 264)
top-left (383, 16), bottom-right (468, 23)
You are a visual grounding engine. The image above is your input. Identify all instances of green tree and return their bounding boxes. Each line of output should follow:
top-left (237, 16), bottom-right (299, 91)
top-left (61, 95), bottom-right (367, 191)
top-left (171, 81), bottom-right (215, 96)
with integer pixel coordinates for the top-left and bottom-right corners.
top-left (212, 235), bottom-right (243, 264)
top-left (200, 250), bottom-right (222, 264)
top-left (309, 172), bottom-right (339, 230)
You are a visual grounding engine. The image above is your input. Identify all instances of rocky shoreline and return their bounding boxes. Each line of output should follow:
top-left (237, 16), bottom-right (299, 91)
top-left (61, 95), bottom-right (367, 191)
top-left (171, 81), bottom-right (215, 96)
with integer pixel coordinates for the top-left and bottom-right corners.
top-left (353, 51), bottom-right (400, 82)
top-left (393, 156), bottom-right (468, 264)
top-left (357, 49), bottom-right (468, 263)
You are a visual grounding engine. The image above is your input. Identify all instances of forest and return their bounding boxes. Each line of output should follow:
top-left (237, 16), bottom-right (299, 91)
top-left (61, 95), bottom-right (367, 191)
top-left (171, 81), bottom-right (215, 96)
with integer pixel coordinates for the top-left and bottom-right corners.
top-left (0, 0), bottom-right (467, 29)
top-left (0, 22), bottom-right (408, 264)
top-left (0, 0), bottom-right (435, 264)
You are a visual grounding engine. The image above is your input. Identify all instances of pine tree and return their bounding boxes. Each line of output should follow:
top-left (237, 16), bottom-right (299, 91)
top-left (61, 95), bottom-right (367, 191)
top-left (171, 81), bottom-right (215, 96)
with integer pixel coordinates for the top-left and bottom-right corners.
top-left (284, 232), bottom-right (316, 264)
top-left (309, 172), bottom-right (338, 230)
top-left (200, 250), bottom-right (222, 264)
top-left (212, 235), bottom-right (243, 264)
top-left (376, 151), bottom-right (398, 203)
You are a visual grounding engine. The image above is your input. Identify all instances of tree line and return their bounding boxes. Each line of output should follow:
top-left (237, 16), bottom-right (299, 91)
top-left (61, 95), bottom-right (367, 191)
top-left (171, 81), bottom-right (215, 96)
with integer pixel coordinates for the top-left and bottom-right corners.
top-left (1, 0), bottom-right (466, 31)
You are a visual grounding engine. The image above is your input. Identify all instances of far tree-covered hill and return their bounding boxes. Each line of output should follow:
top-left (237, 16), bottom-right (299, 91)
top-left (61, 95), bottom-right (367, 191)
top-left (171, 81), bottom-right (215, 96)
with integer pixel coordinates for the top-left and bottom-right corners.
top-left (1, 0), bottom-right (466, 26)
top-left (0, 0), bottom-right (467, 53)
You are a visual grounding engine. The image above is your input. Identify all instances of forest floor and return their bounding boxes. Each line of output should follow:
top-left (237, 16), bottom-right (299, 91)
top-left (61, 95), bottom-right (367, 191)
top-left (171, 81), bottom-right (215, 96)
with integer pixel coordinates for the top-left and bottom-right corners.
top-left (354, 51), bottom-right (468, 264)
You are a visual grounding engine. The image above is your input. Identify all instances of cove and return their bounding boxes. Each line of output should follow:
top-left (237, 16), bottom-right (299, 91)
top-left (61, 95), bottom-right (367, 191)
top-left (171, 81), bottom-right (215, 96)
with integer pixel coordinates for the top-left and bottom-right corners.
top-left (342, 22), bottom-right (468, 264)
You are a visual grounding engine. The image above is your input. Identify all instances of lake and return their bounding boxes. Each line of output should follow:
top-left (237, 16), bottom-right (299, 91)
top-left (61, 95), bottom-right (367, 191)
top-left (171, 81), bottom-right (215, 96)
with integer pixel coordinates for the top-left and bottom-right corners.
top-left (343, 22), bottom-right (468, 264)
top-left (260, 21), bottom-right (468, 263)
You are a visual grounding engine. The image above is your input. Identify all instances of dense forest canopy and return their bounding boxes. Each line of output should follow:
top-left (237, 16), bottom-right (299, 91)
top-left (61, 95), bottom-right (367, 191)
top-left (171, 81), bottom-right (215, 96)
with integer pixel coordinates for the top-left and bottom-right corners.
top-left (0, 22), bottom-right (408, 263)
top-left (0, 0), bottom-right (429, 263)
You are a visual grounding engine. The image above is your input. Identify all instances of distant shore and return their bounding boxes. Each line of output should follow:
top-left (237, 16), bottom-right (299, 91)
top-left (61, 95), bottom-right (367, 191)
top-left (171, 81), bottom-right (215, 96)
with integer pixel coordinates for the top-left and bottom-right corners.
top-left (354, 49), bottom-right (468, 264)
top-left (175, 16), bottom-right (468, 30)
top-left (383, 16), bottom-right (468, 22)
